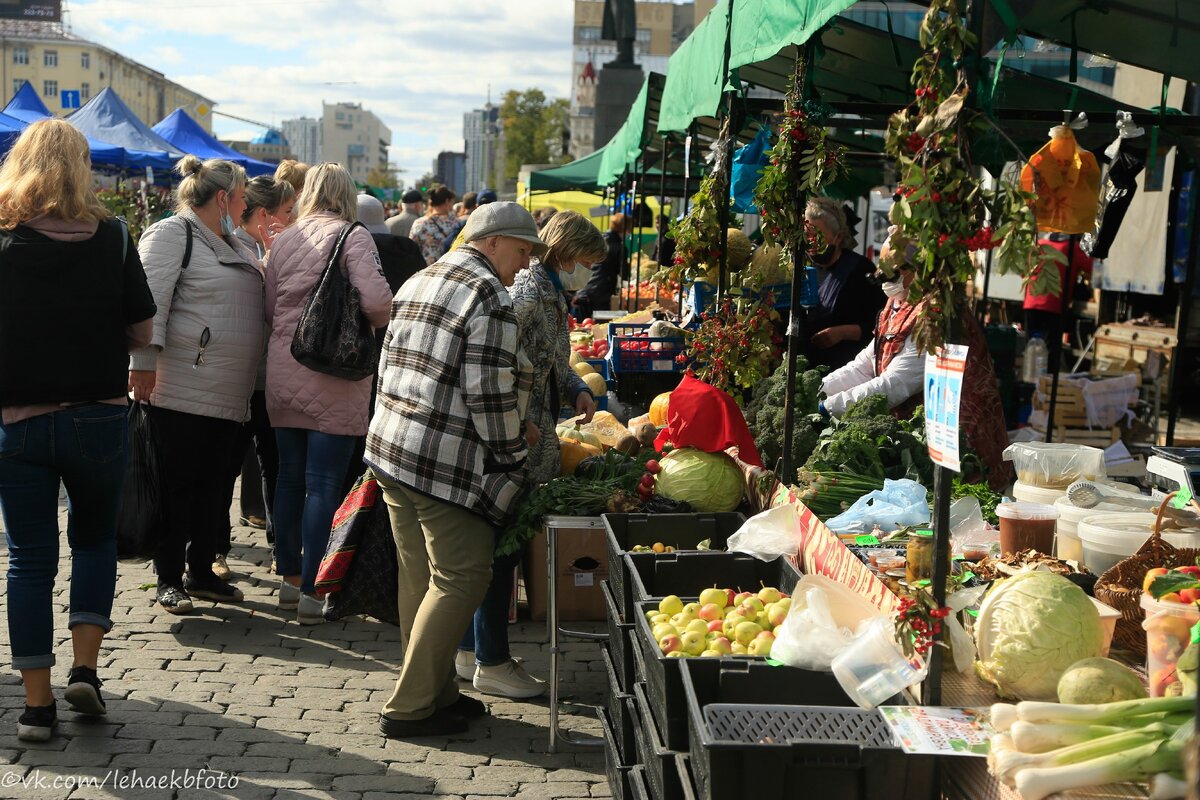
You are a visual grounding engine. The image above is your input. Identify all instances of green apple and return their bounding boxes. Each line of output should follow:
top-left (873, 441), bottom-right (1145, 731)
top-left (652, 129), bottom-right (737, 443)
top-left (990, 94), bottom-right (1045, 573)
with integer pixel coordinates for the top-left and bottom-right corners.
top-left (730, 642), bottom-right (748, 655)
top-left (755, 611), bottom-right (771, 630)
top-left (682, 602), bottom-right (701, 617)
top-left (766, 601), bottom-right (790, 629)
top-left (685, 619), bottom-right (710, 635)
top-left (658, 595), bottom-right (684, 616)
top-left (666, 650), bottom-right (688, 658)
top-left (757, 585), bottom-right (783, 605)
top-left (748, 632), bottom-right (774, 657)
top-left (650, 612), bottom-right (671, 625)
top-left (733, 591), bottom-right (754, 606)
top-left (698, 603), bottom-right (724, 622)
top-left (652, 623), bottom-right (677, 641)
top-left (699, 587), bottom-right (727, 609)
top-left (734, 620), bottom-right (763, 646)
top-left (670, 612), bottom-right (694, 628)
top-left (699, 649), bottom-right (723, 657)
top-left (680, 630), bottom-right (706, 656)
top-left (708, 636), bottom-right (733, 655)
top-left (722, 618), bottom-right (739, 639)
top-left (741, 597), bottom-right (766, 615)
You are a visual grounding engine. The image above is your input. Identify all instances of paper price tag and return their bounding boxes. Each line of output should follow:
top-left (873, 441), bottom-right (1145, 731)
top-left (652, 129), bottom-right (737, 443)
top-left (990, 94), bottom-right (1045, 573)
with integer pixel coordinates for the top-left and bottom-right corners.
top-left (855, 535), bottom-right (881, 546)
top-left (574, 572), bottom-right (594, 588)
top-left (1173, 488), bottom-right (1193, 509)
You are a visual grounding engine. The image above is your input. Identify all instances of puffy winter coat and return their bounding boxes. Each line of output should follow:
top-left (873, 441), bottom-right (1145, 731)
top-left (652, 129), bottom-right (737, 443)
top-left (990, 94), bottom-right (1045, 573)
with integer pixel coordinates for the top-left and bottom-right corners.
top-left (264, 213), bottom-right (393, 436)
top-left (129, 211), bottom-right (264, 423)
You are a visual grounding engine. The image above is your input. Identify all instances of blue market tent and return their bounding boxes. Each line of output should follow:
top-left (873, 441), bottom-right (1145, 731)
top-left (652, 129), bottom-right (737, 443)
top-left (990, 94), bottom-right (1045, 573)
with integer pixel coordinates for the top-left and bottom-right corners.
top-left (68, 87), bottom-right (182, 171)
top-left (3, 82), bottom-right (129, 169)
top-left (153, 108), bottom-right (275, 177)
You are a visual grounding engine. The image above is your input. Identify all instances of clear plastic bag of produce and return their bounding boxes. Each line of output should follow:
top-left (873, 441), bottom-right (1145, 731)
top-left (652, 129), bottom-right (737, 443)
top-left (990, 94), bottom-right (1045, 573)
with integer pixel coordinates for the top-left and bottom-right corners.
top-left (1002, 442), bottom-right (1106, 489)
top-left (727, 503), bottom-right (798, 561)
top-left (771, 585), bottom-right (860, 671)
top-left (824, 479), bottom-right (930, 534)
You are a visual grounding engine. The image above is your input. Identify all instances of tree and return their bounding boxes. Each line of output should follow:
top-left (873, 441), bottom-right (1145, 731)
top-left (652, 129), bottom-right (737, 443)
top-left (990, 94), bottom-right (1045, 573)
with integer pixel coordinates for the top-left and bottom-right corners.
top-left (366, 165), bottom-right (399, 189)
top-left (413, 172), bottom-right (437, 194)
top-left (498, 88), bottom-right (570, 183)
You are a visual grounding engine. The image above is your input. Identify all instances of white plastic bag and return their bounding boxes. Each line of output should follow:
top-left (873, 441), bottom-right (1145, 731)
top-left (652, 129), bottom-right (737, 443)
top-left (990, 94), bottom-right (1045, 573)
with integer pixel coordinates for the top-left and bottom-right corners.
top-left (772, 576), bottom-right (887, 671)
top-left (824, 479), bottom-right (930, 534)
top-left (727, 503), bottom-right (798, 562)
top-left (946, 584), bottom-right (987, 673)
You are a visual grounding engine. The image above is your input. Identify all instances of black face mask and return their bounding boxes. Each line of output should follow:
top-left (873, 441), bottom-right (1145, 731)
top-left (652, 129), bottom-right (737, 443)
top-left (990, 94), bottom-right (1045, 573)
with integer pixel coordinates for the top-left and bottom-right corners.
top-left (809, 245), bottom-right (838, 267)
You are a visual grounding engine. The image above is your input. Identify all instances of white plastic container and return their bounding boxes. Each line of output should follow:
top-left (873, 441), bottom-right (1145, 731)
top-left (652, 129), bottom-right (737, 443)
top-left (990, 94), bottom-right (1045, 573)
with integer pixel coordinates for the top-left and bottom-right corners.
top-left (831, 616), bottom-right (927, 710)
top-left (1074, 513), bottom-right (1200, 576)
top-left (1091, 596), bottom-right (1122, 658)
top-left (1055, 493), bottom-right (1146, 566)
top-left (1013, 480), bottom-right (1067, 506)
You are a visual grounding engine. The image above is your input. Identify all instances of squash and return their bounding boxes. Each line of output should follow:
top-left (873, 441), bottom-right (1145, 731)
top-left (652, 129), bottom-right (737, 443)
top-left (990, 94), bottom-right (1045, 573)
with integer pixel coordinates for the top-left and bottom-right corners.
top-left (556, 426), bottom-right (603, 448)
top-left (569, 351), bottom-right (585, 368)
top-left (559, 438), bottom-right (602, 475)
top-left (572, 362), bottom-right (596, 378)
top-left (649, 392), bottom-right (672, 427)
top-left (583, 372), bottom-right (607, 396)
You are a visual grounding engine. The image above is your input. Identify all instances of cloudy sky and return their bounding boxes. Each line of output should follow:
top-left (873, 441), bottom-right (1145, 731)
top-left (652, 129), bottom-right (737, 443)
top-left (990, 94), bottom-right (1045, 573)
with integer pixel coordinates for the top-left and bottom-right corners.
top-left (68, 0), bottom-right (577, 183)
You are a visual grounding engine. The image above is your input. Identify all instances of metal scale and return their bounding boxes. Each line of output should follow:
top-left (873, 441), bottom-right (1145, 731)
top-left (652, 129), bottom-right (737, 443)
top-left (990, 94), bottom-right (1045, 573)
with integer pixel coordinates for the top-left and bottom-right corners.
top-left (1146, 447), bottom-right (1200, 499)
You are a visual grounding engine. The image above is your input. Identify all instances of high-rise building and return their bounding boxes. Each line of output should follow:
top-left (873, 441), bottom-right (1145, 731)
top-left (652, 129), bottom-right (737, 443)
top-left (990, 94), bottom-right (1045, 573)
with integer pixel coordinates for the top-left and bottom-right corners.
top-left (320, 102), bottom-right (392, 183)
top-left (463, 104), bottom-right (500, 193)
top-left (280, 117), bottom-right (321, 165)
top-left (569, 0), bottom-right (713, 159)
top-left (0, 19), bottom-right (214, 130)
top-left (434, 151), bottom-right (466, 196)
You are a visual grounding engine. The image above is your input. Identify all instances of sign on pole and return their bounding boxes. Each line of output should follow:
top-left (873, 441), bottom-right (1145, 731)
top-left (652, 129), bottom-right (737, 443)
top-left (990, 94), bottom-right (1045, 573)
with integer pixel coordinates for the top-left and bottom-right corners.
top-left (60, 90), bottom-right (80, 110)
top-left (924, 344), bottom-right (968, 471)
top-left (0, 1), bottom-right (61, 20)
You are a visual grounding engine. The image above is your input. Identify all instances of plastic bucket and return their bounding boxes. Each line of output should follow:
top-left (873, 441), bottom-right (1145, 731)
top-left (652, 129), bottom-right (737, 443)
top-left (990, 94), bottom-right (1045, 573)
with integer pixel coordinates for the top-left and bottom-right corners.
top-left (1012, 480), bottom-right (1067, 506)
top-left (995, 502), bottom-right (1059, 556)
top-left (1054, 495), bottom-right (1143, 566)
top-left (1140, 594), bottom-right (1200, 697)
top-left (831, 617), bottom-right (926, 709)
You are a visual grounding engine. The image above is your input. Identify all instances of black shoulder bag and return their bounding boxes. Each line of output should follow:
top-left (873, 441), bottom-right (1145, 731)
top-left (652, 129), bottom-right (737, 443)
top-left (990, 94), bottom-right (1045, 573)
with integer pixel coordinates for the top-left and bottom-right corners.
top-left (290, 221), bottom-right (378, 381)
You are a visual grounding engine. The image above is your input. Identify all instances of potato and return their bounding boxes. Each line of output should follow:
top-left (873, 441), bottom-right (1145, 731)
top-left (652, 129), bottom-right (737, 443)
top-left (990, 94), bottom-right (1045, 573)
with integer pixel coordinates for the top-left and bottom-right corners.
top-left (614, 433), bottom-right (640, 456)
top-left (634, 422), bottom-right (658, 448)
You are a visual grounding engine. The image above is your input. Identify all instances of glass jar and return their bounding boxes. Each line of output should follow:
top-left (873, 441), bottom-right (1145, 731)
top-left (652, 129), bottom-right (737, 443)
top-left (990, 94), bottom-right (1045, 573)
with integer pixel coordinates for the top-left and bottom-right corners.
top-left (906, 531), bottom-right (935, 583)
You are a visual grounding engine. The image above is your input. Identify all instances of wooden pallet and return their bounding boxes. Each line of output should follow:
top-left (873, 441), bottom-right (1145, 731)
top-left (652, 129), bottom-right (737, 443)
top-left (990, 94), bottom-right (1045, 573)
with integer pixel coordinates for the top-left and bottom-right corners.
top-left (1030, 424), bottom-right (1120, 447)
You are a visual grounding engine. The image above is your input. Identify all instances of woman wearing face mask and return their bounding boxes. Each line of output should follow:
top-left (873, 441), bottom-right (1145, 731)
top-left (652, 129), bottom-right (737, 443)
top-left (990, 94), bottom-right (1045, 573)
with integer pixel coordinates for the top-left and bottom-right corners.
top-left (803, 197), bottom-right (884, 371)
top-left (820, 228), bottom-right (1013, 490)
top-left (452, 209), bottom-right (604, 699)
top-left (128, 156), bottom-right (264, 615)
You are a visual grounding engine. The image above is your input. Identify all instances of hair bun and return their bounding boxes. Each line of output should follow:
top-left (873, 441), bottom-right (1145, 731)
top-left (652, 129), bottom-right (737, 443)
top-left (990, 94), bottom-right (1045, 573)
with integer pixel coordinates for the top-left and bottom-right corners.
top-left (176, 154), bottom-right (204, 179)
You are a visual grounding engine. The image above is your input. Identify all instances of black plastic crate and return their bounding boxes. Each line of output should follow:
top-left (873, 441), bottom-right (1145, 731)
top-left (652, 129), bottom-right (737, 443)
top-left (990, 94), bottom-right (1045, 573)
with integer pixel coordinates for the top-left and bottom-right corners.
top-left (603, 579), bottom-right (635, 693)
top-left (632, 683), bottom-right (685, 800)
top-left (612, 370), bottom-right (682, 408)
top-left (600, 635), bottom-right (636, 765)
top-left (629, 765), bottom-right (652, 800)
top-left (603, 513), bottom-right (746, 627)
top-left (680, 663), bottom-right (935, 800)
top-left (599, 706), bottom-right (630, 800)
top-left (675, 754), bottom-right (698, 800)
top-left (626, 551), bottom-right (801, 622)
top-left (631, 598), bottom-right (869, 751)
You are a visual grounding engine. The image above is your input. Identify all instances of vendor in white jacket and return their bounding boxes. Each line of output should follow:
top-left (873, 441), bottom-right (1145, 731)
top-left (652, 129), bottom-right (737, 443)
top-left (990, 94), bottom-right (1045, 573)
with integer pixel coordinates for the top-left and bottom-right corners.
top-left (820, 234), bottom-right (920, 416)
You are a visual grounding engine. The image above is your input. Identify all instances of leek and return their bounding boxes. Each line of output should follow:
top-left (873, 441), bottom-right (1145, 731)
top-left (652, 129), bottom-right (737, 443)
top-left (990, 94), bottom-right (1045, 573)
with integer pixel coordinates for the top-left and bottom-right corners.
top-left (1013, 735), bottom-right (1185, 800)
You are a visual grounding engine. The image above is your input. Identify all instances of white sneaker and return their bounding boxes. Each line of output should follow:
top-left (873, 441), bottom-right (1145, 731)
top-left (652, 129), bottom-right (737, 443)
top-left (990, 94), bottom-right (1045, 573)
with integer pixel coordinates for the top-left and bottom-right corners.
top-left (473, 659), bottom-right (547, 699)
top-left (212, 554), bottom-right (231, 581)
top-left (296, 592), bottom-right (326, 625)
top-left (454, 650), bottom-right (476, 681)
top-left (278, 579), bottom-right (300, 610)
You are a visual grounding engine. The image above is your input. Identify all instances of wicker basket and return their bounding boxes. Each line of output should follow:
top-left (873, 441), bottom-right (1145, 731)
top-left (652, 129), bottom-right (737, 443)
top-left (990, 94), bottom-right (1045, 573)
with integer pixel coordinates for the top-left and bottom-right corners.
top-left (1094, 492), bottom-right (1200, 656)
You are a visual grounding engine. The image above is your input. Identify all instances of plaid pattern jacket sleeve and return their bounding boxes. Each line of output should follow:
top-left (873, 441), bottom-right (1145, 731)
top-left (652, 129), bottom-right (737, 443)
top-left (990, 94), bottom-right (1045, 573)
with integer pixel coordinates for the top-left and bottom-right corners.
top-left (365, 246), bottom-right (529, 525)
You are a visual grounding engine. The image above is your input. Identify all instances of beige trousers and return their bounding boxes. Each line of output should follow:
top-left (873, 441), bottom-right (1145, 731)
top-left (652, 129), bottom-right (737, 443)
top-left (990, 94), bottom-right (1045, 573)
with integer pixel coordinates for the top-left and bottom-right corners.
top-left (377, 473), bottom-right (494, 720)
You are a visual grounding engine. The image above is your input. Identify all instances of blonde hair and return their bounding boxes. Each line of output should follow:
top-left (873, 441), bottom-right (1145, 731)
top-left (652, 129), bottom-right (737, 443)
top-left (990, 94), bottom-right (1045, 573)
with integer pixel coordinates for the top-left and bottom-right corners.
top-left (540, 210), bottom-right (606, 270)
top-left (241, 176), bottom-right (295, 223)
top-left (0, 119), bottom-right (109, 230)
top-left (274, 159), bottom-right (309, 194)
top-left (296, 162), bottom-right (358, 223)
top-left (175, 155), bottom-right (246, 212)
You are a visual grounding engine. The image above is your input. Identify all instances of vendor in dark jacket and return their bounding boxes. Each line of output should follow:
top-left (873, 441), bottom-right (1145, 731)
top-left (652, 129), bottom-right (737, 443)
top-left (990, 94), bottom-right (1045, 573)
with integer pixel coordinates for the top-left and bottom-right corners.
top-left (571, 212), bottom-right (630, 322)
top-left (802, 197), bottom-right (883, 372)
top-left (358, 194), bottom-right (422, 294)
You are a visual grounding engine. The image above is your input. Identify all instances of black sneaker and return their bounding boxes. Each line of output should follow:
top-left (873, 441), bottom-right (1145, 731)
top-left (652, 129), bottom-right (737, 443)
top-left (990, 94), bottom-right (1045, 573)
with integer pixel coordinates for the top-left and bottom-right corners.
top-left (443, 693), bottom-right (486, 719)
top-left (17, 702), bottom-right (56, 742)
top-left (65, 666), bottom-right (106, 716)
top-left (379, 709), bottom-right (467, 738)
top-left (184, 574), bottom-right (244, 603)
top-left (156, 584), bottom-right (194, 615)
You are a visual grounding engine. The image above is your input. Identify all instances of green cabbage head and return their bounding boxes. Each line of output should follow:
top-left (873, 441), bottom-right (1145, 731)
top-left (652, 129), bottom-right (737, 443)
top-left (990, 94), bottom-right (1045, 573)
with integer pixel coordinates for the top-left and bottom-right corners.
top-left (654, 448), bottom-right (744, 512)
top-left (974, 571), bottom-right (1106, 700)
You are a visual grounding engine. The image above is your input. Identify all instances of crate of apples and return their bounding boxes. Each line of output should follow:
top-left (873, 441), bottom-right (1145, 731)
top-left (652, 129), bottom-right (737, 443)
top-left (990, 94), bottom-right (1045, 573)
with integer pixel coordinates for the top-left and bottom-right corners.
top-left (644, 584), bottom-right (792, 659)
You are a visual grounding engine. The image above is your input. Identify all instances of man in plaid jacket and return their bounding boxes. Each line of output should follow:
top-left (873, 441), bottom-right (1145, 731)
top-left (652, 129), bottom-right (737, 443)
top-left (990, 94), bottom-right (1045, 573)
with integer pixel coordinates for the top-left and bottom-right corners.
top-left (367, 202), bottom-right (544, 739)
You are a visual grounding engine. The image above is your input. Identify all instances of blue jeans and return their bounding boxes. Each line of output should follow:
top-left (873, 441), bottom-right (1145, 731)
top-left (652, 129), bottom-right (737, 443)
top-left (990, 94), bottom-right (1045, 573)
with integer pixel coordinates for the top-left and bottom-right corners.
top-left (0, 404), bottom-right (127, 670)
top-left (459, 547), bottom-right (522, 667)
top-left (273, 428), bottom-right (357, 594)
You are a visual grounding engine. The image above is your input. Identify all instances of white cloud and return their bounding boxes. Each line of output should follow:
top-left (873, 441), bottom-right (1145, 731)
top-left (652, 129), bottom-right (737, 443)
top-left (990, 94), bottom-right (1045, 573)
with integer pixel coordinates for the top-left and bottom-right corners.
top-left (66, 0), bottom-right (578, 179)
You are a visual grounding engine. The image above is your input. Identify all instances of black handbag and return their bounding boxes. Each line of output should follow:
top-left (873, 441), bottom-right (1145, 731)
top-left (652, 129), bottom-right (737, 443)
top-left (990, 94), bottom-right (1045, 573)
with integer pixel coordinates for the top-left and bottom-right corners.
top-left (290, 221), bottom-right (378, 381)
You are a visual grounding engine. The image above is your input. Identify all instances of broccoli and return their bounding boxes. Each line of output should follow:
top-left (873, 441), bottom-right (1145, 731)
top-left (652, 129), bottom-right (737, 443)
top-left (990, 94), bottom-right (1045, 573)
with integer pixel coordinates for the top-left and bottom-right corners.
top-left (747, 360), bottom-right (825, 472)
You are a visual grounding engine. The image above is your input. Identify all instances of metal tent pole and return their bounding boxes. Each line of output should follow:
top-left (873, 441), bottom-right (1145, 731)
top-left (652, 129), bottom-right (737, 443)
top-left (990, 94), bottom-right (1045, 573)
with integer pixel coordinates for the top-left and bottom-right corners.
top-left (632, 162), bottom-right (644, 313)
top-left (656, 135), bottom-right (669, 308)
top-left (714, 0), bottom-right (736, 305)
top-left (1168, 146), bottom-right (1200, 445)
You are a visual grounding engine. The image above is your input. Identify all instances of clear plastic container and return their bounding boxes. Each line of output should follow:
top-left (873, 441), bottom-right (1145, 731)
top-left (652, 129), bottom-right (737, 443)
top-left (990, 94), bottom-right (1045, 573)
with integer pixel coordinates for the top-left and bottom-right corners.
top-left (1055, 495), bottom-right (1143, 566)
top-left (1141, 594), bottom-right (1200, 697)
top-left (995, 502), bottom-right (1059, 556)
top-left (1004, 442), bottom-right (1107, 489)
top-left (1012, 480), bottom-right (1067, 506)
top-left (1023, 334), bottom-right (1047, 383)
top-left (831, 616), bottom-right (927, 709)
top-left (1077, 513), bottom-right (1200, 576)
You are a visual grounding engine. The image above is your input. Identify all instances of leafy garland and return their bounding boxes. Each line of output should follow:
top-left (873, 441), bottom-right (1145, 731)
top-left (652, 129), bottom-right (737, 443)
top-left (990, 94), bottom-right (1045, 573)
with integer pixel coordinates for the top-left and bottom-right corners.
top-left (684, 294), bottom-right (782, 401)
top-left (755, 57), bottom-right (846, 256)
top-left (883, 0), bottom-right (1064, 351)
top-left (663, 168), bottom-right (725, 285)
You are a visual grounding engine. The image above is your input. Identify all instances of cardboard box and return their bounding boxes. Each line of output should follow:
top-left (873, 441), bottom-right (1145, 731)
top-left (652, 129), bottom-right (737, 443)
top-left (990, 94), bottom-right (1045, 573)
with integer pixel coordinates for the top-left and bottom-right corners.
top-left (523, 517), bottom-right (609, 622)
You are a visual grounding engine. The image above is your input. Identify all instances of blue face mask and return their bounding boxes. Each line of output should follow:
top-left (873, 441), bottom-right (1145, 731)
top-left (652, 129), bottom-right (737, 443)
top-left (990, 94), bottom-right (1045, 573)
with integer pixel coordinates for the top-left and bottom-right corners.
top-left (218, 193), bottom-right (235, 236)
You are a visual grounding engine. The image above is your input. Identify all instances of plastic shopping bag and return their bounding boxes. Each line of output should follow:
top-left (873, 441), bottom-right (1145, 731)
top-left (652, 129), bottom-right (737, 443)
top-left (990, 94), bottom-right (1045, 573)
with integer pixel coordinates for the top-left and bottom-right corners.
top-left (727, 503), bottom-right (798, 561)
top-left (318, 471), bottom-right (399, 626)
top-left (824, 478), bottom-right (930, 534)
top-left (116, 403), bottom-right (167, 562)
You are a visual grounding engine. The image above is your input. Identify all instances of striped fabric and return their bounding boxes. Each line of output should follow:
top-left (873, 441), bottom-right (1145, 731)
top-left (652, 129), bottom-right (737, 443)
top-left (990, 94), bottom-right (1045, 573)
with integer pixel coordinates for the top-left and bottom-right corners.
top-left (365, 245), bottom-right (529, 526)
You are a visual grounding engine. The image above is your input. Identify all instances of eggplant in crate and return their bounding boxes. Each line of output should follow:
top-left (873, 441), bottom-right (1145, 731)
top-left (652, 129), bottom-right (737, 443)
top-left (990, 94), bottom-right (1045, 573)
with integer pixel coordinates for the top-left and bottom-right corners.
top-left (679, 659), bottom-right (937, 800)
top-left (602, 512), bottom-right (747, 629)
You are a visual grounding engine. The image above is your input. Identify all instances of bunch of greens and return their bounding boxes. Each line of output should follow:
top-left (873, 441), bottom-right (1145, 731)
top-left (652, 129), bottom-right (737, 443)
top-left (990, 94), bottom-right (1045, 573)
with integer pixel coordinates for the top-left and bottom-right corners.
top-left (745, 359), bottom-right (826, 473)
top-left (792, 469), bottom-right (887, 520)
top-left (804, 395), bottom-right (933, 486)
top-left (950, 477), bottom-right (1003, 526)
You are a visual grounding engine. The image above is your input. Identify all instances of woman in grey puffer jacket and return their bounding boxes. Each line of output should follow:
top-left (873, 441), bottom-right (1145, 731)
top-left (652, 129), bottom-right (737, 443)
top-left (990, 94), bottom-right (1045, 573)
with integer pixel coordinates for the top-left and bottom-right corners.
top-left (129, 156), bottom-right (264, 616)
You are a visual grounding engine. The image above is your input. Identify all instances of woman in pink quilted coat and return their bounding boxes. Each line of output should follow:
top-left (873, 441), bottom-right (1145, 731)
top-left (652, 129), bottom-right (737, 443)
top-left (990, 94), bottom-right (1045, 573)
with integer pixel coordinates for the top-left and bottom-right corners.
top-left (264, 163), bottom-right (392, 624)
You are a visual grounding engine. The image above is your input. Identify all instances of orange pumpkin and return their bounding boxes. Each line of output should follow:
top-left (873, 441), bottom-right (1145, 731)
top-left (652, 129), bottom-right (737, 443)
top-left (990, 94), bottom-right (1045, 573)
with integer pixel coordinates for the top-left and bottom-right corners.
top-left (558, 438), bottom-right (602, 476)
top-left (649, 392), bottom-right (672, 427)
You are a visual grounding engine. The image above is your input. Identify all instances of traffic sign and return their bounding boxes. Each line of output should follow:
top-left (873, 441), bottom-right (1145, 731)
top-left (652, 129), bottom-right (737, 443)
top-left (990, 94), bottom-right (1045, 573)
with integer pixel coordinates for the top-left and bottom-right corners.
top-left (60, 90), bottom-right (80, 109)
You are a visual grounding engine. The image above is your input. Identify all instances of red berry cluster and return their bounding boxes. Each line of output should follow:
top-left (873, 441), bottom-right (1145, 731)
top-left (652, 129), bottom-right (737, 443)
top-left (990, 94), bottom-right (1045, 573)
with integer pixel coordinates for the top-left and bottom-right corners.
top-left (964, 227), bottom-right (999, 251)
top-left (895, 597), bottom-right (951, 658)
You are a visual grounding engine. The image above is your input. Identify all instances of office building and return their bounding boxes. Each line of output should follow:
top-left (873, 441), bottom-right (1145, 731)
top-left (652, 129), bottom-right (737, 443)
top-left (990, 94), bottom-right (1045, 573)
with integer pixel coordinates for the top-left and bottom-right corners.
top-left (434, 151), bottom-right (466, 196)
top-left (320, 102), bottom-right (392, 183)
top-left (463, 104), bottom-right (500, 193)
top-left (280, 117), bottom-right (321, 165)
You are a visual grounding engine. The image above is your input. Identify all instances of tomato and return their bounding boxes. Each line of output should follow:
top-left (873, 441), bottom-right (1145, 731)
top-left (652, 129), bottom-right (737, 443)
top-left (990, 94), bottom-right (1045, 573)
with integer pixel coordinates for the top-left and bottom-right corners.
top-left (1175, 565), bottom-right (1200, 577)
top-left (582, 318), bottom-right (594, 326)
top-left (1180, 588), bottom-right (1200, 604)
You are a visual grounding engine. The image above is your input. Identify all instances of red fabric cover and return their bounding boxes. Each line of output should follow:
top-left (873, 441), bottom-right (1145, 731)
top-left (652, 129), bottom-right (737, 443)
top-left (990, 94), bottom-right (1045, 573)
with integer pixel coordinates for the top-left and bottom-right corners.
top-left (1023, 237), bottom-right (1094, 312)
top-left (654, 373), bottom-right (763, 466)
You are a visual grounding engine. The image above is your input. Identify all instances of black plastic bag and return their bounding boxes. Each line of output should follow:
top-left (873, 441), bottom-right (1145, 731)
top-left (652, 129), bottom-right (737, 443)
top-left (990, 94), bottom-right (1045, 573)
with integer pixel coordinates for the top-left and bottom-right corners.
top-left (317, 472), bottom-right (399, 625)
top-left (116, 403), bottom-right (167, 561)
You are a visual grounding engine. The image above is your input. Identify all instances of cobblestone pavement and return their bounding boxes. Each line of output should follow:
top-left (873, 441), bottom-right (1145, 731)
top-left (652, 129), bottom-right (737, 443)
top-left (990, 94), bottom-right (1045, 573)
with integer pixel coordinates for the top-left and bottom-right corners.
top-left (0, 496), bottom-right (610, 799)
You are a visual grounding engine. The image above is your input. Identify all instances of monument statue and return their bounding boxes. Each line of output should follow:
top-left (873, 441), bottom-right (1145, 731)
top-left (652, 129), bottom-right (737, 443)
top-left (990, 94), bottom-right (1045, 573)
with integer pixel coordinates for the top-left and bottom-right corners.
top-left (602, 0), bottom-right (637, 68)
